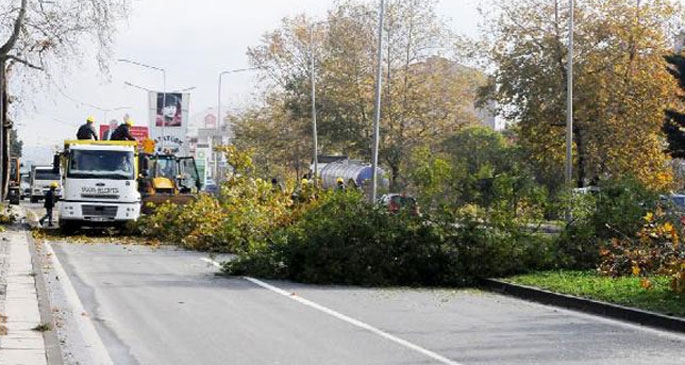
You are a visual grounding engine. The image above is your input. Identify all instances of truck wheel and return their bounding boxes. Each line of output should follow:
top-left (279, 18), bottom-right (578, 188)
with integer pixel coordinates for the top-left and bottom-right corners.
top-left (30, 196), bottom-right (37, 203)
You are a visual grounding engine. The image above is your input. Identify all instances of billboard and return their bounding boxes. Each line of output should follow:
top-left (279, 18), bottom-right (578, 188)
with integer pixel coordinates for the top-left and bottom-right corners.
top-left (148, 92), bottom-right (190, 154)
top-left (100, 124), bottom-right (149, 147)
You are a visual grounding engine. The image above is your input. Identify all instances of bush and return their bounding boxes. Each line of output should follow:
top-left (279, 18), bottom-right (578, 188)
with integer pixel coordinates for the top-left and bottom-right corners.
top-left (593, 176), bottom-right (658, 239)
top-left (136, 146), bottom-right (310, 252)
top-left (225, 192), bottom-right (558, 286)
top-left (227, 191), bottom-right (446, 285)
top-left (555, 176), bottom-right (659, 269)
top-left (599, 209), bottom-right (685, 294)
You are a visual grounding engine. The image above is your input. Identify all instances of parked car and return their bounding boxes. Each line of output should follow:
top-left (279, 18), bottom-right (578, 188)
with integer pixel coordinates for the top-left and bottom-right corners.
top-left (378, 193), bottom-right (420, 216)
top-left (658, 193), bottom-right (685, 224)
top-left (571, 186), bottom-right (600, 195)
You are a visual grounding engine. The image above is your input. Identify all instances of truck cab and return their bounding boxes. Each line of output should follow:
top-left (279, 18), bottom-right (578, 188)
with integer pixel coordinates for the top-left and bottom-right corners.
top-left (58, 140), bottom-right (141, 229)
top-left (30, 165), bottom-right (62, 203)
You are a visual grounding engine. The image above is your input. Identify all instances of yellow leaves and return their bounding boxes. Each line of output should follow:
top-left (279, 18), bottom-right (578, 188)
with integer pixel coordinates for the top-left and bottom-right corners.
top-left (640, 277), bottom-right (653, 290)
top-left (488, 0), bottom-right (679, 188)
top-left (644, 212), bottom-right (654, 222)
top-left (632, 265), bottom-right (641, 276)
top-left (662, 222), bottom-right (674, 233)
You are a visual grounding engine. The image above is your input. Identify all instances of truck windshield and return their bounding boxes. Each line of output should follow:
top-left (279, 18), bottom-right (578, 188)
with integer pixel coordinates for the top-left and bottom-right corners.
top-left (34, 169), bottom-right (60, 180)
top-left (68, 150), bottom-right (135, 180)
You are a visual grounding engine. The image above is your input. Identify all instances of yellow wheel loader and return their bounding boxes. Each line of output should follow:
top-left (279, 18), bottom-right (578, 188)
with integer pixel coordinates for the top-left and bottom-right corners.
top-left (138, 153), bottom-right (202, 214)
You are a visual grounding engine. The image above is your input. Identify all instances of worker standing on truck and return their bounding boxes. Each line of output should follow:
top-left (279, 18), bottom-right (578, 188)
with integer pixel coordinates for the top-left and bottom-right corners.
top-left (110, 119), bottom-right (136, 141)
top-left (39, 182), bottom-right (58, 227)
top-left (76, 116), bottom-right (99, 140)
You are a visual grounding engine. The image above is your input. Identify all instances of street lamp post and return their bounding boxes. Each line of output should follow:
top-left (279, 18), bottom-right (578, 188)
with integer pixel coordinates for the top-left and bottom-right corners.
top-left (309, 12), bottom-right (374, 187)
top-left (370, 0), bottom-right (385, 203)
top-left (215, 67), bottom-right (260, 179)
top-left (117, 58), bottom-right (166, 149)
top-left (310, 26), bottom-right (319, 187)
top-left (565, 0), bottom-right (574, 188)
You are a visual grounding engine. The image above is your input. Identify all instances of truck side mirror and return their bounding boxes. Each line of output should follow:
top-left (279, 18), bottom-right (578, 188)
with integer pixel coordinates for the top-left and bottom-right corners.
top-left (52, 154), bottom-right (60, 174)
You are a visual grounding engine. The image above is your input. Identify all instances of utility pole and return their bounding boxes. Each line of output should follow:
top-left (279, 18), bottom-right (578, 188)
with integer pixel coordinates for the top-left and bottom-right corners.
top-left (310, 26), bottom-right (319, 187)
top-left (370, 0), bottom-right (385, 202)
top-left (565, 0), bottom-right (574, 187)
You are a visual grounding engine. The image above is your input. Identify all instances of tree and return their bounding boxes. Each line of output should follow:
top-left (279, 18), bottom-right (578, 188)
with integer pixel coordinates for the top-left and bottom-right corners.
top-left (10, 129), bottom-right (22, 158)
top-left (246, 0), bottom-right (483, 189)
top-left (664, 52), bottom-right (685, 158)
top-left (480, 0), bottom-right (681, 191)
top-left (232, 95), bottom-right (311, 180)
top-left (0, 0), bottom-right (129, 198)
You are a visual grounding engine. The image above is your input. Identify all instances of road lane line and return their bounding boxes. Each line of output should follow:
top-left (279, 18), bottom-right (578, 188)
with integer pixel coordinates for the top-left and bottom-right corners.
top-left (243, 276), bottom-right (463, 365)
top-left (201, 257), bottom-right (461, 364)
top-left (200, 257), bottom-right (222, 268)
top-left (46, 242), bottom-right (114, 365)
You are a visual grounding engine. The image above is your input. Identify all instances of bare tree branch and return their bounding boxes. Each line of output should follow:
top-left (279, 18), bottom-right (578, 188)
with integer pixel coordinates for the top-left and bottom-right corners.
top-left (6, 54), bottom-right (42, 70)
top-left (0, 0), bottom-right (27, 57)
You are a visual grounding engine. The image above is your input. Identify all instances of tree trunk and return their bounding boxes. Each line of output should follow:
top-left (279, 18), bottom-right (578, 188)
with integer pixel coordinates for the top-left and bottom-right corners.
top-left (0, 59), bottom-right (5, 201)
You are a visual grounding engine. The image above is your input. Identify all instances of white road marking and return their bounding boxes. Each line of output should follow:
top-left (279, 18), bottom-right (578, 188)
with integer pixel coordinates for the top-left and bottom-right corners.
top-left (200, 257), bottom-right (222, 268)
top-left (199, 258), bottom-right (462, 365)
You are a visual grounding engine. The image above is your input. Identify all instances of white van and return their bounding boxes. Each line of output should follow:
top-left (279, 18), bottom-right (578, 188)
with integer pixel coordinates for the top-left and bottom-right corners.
top-left (30, 166), bottom-right (62, 203)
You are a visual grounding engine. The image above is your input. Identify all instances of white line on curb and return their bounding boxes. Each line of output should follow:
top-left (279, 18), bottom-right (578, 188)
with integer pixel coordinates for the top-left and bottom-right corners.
top-left (200, 258), bottom-right (462, 365)
top-left (46, 242), bottom-right (114, 365)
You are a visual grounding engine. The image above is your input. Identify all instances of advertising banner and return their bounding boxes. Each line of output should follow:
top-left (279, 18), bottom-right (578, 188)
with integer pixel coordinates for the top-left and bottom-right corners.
top-left (148, 92), bottom-right (190, 154)
top-left (99, 124), bottom-right (149, 148)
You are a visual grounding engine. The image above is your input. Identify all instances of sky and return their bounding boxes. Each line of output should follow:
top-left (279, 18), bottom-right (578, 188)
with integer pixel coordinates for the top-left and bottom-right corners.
top-left (15, 0), bottom-right (483, 163)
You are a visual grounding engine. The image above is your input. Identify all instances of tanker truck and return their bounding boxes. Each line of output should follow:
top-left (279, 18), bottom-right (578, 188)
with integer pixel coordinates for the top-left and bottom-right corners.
top-left (317, 160), bottom-right (389, 193)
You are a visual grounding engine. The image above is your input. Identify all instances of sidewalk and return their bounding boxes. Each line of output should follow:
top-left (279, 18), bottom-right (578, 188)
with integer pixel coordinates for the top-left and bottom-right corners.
top-left (0, 208), bottom-right (47, 365)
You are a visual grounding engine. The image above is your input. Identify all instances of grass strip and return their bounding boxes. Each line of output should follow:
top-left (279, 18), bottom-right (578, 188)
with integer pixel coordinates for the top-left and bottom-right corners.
top-left (503, 270), bottom-right (685, 318)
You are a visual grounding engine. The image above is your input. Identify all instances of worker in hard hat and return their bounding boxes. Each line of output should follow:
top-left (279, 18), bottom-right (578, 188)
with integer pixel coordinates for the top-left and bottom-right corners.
top-left (110, 118), bottom-right (136, 141)
top-left (336, 177), bottom-right (346, 192)
top-left (39, 182), bottom-right (59, 227)
top-left (76, 116), bottom-right (99, 140)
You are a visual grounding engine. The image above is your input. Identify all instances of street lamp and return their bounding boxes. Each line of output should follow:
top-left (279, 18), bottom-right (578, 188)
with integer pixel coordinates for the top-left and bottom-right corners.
top-left (565, 0), bottom-right (574, 189)
top-left (215, 67), bottom-right (260, 179)
top-left (370, 0), bottom-right (385, 202)
top-left (117, 58), bottom-right (166, 149)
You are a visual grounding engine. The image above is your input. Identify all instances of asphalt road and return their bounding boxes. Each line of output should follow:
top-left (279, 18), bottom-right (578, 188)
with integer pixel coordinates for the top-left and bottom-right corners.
top-left (42, 240), bottom-right (685, 365)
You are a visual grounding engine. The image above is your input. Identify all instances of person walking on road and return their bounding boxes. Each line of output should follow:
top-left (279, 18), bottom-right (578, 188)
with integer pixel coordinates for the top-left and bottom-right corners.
top-left (39, 182), bottom-right (58, 227)
top-left (76, 116), bottom-right (99, 140)
top-left (110, 119), bottom-right (136, 141)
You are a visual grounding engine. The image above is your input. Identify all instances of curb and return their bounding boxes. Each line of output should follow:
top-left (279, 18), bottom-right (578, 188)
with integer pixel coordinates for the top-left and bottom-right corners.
top-left (26, 225), bottom-right (64, 365)
top-left (481, 278), bottom-right (685, 334)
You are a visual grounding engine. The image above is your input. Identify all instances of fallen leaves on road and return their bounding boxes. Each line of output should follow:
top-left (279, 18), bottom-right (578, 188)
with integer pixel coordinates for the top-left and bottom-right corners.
top-left (31, 227), bottom-right (161, 247)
